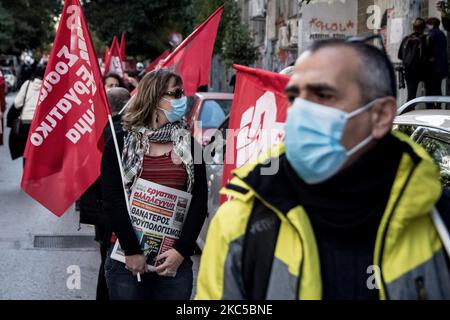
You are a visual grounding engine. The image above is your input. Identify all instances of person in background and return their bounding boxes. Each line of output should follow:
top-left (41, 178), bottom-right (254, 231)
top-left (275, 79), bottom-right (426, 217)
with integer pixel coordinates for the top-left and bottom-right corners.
top-left (398, 18), bottom-right (430, 101)
top-left (12, 64), bottom-right (45, 164)
top-left (16, 56), bottom-right (35, 89)
top-left (102, 69), bottom-right (207, 300)
top-left (79, 87), bottom-right (131, 301)
top-left (75, 73), bottom-right (126, 212)
top-left (425, 17), bottom-right (449, 98)
top-left (196, 38), bottom-right (450, 300)
top-left (103, 73), bottom-right (125, 91)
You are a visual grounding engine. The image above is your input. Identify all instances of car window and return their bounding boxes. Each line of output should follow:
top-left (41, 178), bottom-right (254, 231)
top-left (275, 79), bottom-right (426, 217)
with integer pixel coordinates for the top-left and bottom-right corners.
top-left (394, 125), bottom-right (449, 186)
top-left (420, 135), bottom-right (450, 187)
top-left (199, 100), bottom-right (228, 129)
top-left (2, 68), bottom-right (11, 75)
top-left (394, 124), bottom-right (417, 137)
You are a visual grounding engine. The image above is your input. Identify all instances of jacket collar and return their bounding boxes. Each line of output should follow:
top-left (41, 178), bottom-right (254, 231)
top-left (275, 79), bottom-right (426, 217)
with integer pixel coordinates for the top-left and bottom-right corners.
top-left (232, 132), bottom-right (442, 224)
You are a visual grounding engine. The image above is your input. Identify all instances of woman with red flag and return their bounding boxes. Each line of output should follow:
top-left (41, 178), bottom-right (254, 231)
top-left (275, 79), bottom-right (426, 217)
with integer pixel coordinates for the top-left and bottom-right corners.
top-left (101, 68), bottom-right (207, 300)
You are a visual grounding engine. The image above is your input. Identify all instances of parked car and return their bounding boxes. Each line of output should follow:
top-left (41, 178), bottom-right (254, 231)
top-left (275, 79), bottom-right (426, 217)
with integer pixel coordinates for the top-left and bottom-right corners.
top-left (196, 96), bottom-right (450, 250)
top-left (186, 92), bottom-right (233, 146)
top-left (394, 97), bottom-right (450, 188)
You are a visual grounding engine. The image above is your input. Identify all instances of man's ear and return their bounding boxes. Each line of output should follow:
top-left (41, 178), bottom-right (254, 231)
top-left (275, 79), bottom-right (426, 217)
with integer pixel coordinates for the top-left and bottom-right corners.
top-left (371, 97), bottom-right (397, 139)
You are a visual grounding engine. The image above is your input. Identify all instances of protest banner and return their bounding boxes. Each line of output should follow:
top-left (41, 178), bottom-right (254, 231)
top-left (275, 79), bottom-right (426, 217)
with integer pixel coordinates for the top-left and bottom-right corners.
top-left (119, 32), bottom-right (126, 71)
top-left (21, 0), bottom-right (110, 216)
top-left (104, 36), bottom-right (124, 79)
top-left (160, 5), bottom-right (224, 96)
top-left (221, 65), bottom-right (290, 203)
top-left (111, 178), bottom-right (192, 268)
top-left (145, 50), bottom-right (170, 73)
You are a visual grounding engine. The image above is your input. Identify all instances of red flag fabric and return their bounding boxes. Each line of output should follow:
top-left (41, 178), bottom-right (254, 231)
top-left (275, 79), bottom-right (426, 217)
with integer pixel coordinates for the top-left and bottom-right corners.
top-left (221, 65), bottom-right (290, 203)
top-left (160, 5), bottom-right (223, 96)
top-left (21, 0), bottom-right (110, 216)
top-left (104, 36), bottom-right (124, 78)
top-left (104, 46), bottom-right (110, 64)
top-left (119, 32), bottom-right (126, 70)
top-left (145, 50), bottom-right (170, 73)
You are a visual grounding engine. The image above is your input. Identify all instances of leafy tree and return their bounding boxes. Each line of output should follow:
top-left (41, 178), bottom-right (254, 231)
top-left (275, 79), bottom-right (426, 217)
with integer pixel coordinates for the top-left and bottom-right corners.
top-left (0, 0), bottom-right (60, 55)
top-left (193, 0), bottom-right (257, 67)
top-left (83, 0), bottom-right (195, 60)
top-left (220, 0), bottom-right (257, 68)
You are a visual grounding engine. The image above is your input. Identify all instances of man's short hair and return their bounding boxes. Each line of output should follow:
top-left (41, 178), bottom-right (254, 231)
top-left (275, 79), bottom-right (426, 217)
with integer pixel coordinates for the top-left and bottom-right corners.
top-left (106, 87), bottom-right (131, 114)
top-left (427, 17), bottom-right (441, 28)
top-left (308, 38), bottom-right (397, 104)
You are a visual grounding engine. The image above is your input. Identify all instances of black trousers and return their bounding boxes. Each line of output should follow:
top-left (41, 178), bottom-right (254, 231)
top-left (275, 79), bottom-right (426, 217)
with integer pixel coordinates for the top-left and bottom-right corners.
top-left (425, 73), bottom-right (445, 96)
top-left (405, 74), bottom-right (422, 102)
top-left (96, 224), bottom-right (110, 301)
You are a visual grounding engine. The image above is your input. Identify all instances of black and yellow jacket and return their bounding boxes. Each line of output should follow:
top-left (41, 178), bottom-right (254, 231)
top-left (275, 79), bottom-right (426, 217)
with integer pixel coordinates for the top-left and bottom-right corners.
top-left (196, 132), bottom-right (450, 300)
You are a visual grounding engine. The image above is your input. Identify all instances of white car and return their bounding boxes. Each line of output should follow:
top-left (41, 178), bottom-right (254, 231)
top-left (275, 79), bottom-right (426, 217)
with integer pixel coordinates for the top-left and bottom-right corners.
top-left (394, 96), bottom-right (450, 187)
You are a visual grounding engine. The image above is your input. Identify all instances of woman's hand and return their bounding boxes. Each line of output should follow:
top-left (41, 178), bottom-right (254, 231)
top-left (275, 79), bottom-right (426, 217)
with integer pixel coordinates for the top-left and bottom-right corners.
top-left (125, 254), bottom-right (147, 276)
top-left (154, 249), bottom-right (184, 277)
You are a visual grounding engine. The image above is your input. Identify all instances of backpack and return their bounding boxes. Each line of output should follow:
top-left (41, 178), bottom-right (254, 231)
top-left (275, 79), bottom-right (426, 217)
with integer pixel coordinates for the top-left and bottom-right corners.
top-left (401, 34), bottom-right (427, 73)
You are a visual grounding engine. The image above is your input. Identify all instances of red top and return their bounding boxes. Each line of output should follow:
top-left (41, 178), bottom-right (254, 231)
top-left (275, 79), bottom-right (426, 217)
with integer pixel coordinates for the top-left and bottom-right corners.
top-left (140, 153), bottom-right (187, 191)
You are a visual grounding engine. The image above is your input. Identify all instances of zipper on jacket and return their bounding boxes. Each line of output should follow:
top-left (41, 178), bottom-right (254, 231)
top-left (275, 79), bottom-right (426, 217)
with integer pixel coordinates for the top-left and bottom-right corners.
top-left (240, 182), bottom-right (307, 300)
top-left (377, 161), bottom-right (418, 300)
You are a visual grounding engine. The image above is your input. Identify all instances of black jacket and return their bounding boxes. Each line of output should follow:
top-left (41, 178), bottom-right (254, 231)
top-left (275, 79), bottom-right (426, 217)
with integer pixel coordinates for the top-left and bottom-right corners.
top-left (101, 129), bottom-right (208, 258)
top-left (79, 114), bottom-right (123, 243)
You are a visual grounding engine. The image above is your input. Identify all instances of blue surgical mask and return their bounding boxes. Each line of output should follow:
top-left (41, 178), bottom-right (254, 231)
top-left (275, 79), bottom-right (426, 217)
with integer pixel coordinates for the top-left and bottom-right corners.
top-left (159, 96), bottom-right (187, 123)
top-left (285, 98), bottom-right (377, 184)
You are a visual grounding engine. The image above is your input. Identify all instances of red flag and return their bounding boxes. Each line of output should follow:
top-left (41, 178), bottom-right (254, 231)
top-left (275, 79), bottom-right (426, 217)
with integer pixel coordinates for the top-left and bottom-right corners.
top-left (221, 65), bottom-right (290, 203)
top-left (160, 5), bottom-right (223, 96)
top-left (21, 0), bottom-right (110, 216)
top-left (104, 46), bottom-right (110, 64)
top-left (145, 50), bottom-right (170, 73)
top-left (119, 32), bottom-right (126, 70)
top-left (104, 36), bottom-right (124, 78)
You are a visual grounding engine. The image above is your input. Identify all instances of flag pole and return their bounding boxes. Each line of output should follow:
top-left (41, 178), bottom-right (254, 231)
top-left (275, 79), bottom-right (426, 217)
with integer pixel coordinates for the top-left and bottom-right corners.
top-left (118, 94), bottom-right (135, 115)
top-left (107, 113), bottom-right (141, 282)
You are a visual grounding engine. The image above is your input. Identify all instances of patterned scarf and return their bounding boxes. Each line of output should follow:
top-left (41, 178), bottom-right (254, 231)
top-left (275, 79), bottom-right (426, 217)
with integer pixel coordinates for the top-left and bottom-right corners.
top-left (122, 120), bottom-right (194, 197)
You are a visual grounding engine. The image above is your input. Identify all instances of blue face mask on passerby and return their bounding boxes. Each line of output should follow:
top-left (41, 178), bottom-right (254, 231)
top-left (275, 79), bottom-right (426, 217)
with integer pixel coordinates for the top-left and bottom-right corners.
top-left (285, 98), bottom-right (378, 184)
top-left (159, 96), bottom-right (188, 123)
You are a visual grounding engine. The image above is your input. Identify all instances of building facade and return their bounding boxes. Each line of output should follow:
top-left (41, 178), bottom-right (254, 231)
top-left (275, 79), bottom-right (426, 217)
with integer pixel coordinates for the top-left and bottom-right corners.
top-left (237, 0), bottom-right (445, 104)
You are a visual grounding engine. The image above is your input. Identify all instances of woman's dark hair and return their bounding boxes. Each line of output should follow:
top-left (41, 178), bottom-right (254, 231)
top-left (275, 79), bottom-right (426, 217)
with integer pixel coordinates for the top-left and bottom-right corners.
top-left (413, 18), bottom-right (426, 33)
top-left (103, 72), bottom-right (125, 88)
top-left (31, 64), bottom-right (46, 80)
top-left (122, 68), bottom-right (182, 130)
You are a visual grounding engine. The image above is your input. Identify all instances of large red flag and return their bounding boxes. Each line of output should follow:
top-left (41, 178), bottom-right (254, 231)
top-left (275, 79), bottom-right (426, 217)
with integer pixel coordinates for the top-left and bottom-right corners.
top-left (21, 0), bottom-right (110, 216)
top-left (145, 50), bottom-right (170, 73)
top-left (119, 32), bottom-right (126, 70)
top-left (104, 46), bottom-right (110, 64)
top-left (104, 36), bottom-right (124, 78)
top-left (221, 65), bottom-right (290, 203)
top-left (160, 5), bottom-right (224, 96)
